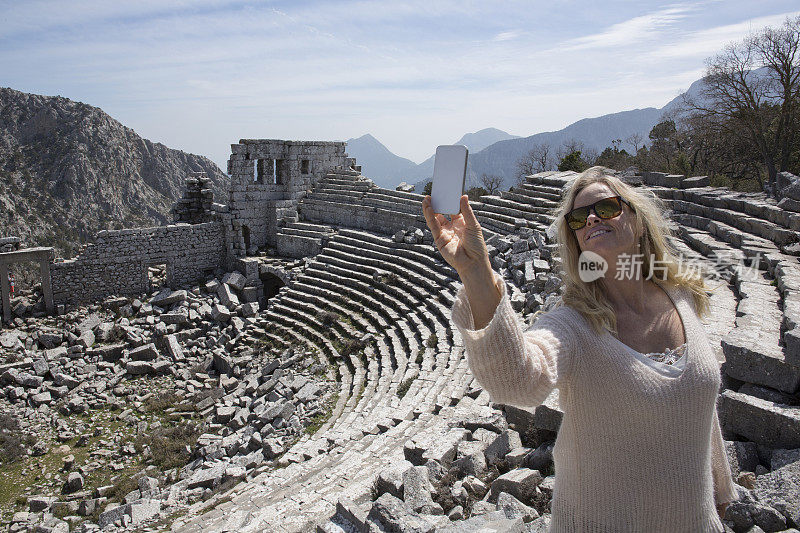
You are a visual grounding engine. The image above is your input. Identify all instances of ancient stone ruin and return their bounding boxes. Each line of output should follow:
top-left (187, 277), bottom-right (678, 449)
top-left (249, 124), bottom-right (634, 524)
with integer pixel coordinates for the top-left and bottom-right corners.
top-left (1, 141), bottom-right (800, 532)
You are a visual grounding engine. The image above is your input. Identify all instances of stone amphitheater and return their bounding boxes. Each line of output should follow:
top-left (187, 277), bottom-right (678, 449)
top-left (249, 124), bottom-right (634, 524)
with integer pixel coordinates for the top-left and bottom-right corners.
top-left (2, 140), bottom-right (800, 532)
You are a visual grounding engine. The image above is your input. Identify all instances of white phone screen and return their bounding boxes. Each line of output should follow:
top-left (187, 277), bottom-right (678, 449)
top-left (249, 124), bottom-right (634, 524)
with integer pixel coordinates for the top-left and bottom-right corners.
top-left (431, 145), bottom-right (468, 215)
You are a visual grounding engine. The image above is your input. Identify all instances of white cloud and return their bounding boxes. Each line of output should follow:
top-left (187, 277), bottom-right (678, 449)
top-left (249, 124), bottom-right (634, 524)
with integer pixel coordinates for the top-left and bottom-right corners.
top-left (648, 10), bottom-right (800, 59)
top-left (561, 4), bottom-right (696, 51)
top-left (493, 30), bottom-right (521, 42)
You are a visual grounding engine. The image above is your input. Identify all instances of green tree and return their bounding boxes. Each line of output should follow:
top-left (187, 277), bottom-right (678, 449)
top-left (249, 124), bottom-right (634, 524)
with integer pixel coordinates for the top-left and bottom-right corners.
top-left (466, 186), bottom-right (487, 202)
top-left (683, 14), bottom-right (800, 192)
top-left (558, 151), bottom-right (588, 172)
top-left (423, 181), bottom-right (432, 196)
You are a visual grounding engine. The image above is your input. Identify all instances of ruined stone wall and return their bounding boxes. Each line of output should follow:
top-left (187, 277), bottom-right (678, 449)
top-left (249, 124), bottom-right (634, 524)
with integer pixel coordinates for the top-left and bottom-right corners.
top-left (51, 222), bottom-right (225, 304)
top-left (226, 140), bottom-right (349, 255)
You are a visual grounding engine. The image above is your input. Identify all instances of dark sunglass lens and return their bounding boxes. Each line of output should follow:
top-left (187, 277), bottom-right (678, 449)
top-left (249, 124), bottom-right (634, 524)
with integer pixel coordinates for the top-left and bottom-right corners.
top-left (567, 207), bottom-right (590, 229)
top-left (595, 198), bottom-right (622, 218)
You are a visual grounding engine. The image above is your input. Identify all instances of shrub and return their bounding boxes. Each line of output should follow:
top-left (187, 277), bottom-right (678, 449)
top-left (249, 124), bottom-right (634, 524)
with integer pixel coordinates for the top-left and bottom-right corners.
top-left (316, 311), bottom-right (338, 328)
top-left (426, 334), bottom-right (437, 349)
top-left (396, 376), bottom-right (414, 399)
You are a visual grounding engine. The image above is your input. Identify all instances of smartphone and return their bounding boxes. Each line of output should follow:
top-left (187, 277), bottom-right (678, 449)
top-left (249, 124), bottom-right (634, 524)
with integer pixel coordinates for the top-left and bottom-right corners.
top-left (431, 145), bottom-right (468, 215)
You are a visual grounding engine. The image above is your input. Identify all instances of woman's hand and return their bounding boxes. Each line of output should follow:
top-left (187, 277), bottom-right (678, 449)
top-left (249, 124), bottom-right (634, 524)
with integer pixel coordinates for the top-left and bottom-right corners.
top-left (422, 194), bottom-right (491, 278)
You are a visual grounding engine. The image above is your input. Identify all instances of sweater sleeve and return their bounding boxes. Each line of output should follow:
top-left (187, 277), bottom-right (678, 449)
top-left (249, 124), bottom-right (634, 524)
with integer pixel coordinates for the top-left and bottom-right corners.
top-left (710, 405), bottom-right (738, 505)
top-left (450, 269), bottom-right (574, 408)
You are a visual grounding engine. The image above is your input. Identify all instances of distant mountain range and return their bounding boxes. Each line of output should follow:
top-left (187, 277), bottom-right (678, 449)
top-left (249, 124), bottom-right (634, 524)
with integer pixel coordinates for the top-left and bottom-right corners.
top-left (345, 77), bottom-right (708, 192)
top-left (0, 87), bottom-right (227, 259)
top-left (346, 128), bottom-right (520, 189)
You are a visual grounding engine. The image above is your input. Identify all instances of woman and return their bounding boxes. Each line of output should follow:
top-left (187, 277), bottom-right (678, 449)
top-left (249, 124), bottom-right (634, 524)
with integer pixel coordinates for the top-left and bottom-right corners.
top-left (421, 166), bottom-right (738, 532)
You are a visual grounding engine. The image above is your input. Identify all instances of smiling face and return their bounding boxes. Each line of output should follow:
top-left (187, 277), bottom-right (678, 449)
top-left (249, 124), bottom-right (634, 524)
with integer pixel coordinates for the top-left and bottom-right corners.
top-left (571, 182), bottom-right (641, 269)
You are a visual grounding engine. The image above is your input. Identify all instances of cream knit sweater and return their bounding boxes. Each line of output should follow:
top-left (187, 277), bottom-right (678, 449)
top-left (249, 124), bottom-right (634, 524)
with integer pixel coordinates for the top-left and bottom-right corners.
top-left (450, 271), bottom-right (738, 532)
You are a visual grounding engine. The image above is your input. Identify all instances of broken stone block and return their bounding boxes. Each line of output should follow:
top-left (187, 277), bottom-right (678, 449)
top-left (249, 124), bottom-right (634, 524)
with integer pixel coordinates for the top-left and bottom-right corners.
top-left (217, 283), bottom-right (240, 308)
top-left (485, 429), bottom-right (522, 466)
top-left (216, 406), bottom-right (236, 424)
top-left (31, 358), bottom-right (49, 376)
top-left (754, 458), bottom-right (800, 526)
top-left (37, 331), bottom-right (63, 349)
top-left (489, 468), bottom-right (543, 504)
top-left (28, 495), bottom-right (55, 512)
top-left (222, 271), bottom-right (247, 292)
top-left (436, 510), bottom-right (524, 532)
top-left (126, 361), bottom-right (155, 375)
top-left (164, 334), bottom-right (184, 361)
top-left (151, 289), bottom-right (187, 307)
top-left (161, 311), bottom-right (188, 325)
top-left (496, 491), bottom-right (540, 523)
top-left (402, 466), bottom-right (441, 515)
top-left (722, 328), bottom-right (800, 393)
top-left (724, 441), bottom-right (759, 478)
top-left (366, 493), bottom-right (437, 533)
top-left (718, 390), bottom-right (800, 448)
top-left (211, 304), bottom-right (231, 323)
top-left (128, 343), bottom-right (159, 361)
top-left (241, 302), bottom-right (260, 317)
top-left (375, 460), bottom-right (414, 499)
top-left (295, 382), bottom-right (320, 402)
top-left (187, 462), bottom-right (226, 489)
top-left (452, 440), bottom-right (488, 478)
top-left (63, 472), bottom-right (84, 493)
top-left (30, 391), bottom-right (52, 406)
top-left (75, 329), bottom-right (95, 349)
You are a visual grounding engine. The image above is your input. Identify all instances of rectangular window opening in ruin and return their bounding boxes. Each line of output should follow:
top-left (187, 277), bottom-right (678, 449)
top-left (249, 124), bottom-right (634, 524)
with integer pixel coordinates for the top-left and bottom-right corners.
top-left (275, 159), bottom-right (285, 185)
top-left (256, 159), bottom-right (275, 184)
top-left (242, 225), bottom-right (251, 251)
top-left (301, 159), bottom-right (310, 175)
top-left (147, 263), bottom-right (168, 292)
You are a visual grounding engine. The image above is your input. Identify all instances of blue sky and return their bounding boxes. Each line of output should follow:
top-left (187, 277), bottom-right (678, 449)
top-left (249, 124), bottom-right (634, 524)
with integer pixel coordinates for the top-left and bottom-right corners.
top-left (2, 1), bottom-right (799, 170)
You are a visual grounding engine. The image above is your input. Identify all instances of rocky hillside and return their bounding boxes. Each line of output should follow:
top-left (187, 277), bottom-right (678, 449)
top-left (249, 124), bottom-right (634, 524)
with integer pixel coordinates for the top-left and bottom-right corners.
top-left (0, 87), bottom-right (227, 259)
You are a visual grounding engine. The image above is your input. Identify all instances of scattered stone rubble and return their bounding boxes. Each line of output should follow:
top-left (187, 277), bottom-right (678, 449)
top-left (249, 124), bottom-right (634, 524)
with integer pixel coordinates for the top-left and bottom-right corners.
top-left (1, 268), bottom-right (337, 532)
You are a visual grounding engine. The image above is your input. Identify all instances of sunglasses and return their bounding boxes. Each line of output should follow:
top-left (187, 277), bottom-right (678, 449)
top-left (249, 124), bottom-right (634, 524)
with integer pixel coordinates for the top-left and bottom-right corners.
top-left (564, 195), bottom-right (634, 230)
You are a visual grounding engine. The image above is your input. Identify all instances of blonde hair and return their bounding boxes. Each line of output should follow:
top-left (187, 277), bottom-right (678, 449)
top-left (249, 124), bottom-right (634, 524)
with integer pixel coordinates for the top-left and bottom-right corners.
top-left (535, 166), bottom-right (711, 336)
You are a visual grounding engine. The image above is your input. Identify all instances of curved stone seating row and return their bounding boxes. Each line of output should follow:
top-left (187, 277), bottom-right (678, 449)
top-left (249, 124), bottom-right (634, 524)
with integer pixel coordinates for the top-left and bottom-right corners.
top-left (286, 270), bottom-right (446, 439)
top-left (280, 278), bottom-right (402, 436)
top-left (263, 291), bottom-right (380, 441)
top-left (317, 245), bottom-right (448, 350)
top-left (293, 263), bottom-right (427, 437)
top-left (655, 187), bottom-right (800, 251)
top-left (475, 195), bottom-right (551, 231)
top-left (277, 221), bottom-right (337, 239)
top-left (334, 228), bottom-right (461, 291)
top-left (255, 315), bottom-right (354, 435)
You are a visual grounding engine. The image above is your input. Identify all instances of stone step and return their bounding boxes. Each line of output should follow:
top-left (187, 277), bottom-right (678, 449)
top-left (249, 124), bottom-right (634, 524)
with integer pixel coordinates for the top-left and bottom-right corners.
top-left (718, 389), bottom-right (800, 448)
top-left (303, 264), bottom-right (424, 356)
top-left (721, 270), bottom-right (800, 394)
top-left (364, 190), bottom-right (420, 209)
top-left (362, 196), bottom-right (421, 215)
top-left (317, 181), bottom-right (374, 192)
top-left (501, 189), bottom-right (560, 210)
top-left (525, 171), bottom-right (578, 189)
top-left (672, 212), bottom-right (780, 266)
top-left (675, 187), bottom-right (800, 232)
top-left (284, 221), bottom-right (337, 233)
top-left (475, 196), bottom-right (554, 226)
top-left (669, 198), bottom-right (799, 248)
top-left (315, 248), bottom-right (451, 349)
top-left (519, 183), bottom-right (563, 201)
top-left (365, 187), bottom-right (423, 203)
